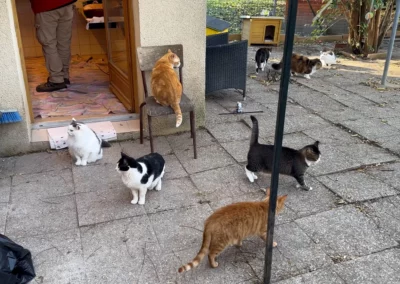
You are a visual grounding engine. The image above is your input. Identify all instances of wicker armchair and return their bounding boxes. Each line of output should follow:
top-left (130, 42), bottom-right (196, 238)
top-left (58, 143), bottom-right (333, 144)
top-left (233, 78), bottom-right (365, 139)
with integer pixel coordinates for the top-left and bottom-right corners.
top-left (206, 33), bottom-right (248, 99)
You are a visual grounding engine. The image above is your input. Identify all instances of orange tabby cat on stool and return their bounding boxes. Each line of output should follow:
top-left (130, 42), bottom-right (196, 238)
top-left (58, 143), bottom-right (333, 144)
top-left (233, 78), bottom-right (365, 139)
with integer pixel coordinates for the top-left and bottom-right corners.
top-left (151, 49), bottom-right (183, 127)
top-left (178, 189), bottom-right (288, 273)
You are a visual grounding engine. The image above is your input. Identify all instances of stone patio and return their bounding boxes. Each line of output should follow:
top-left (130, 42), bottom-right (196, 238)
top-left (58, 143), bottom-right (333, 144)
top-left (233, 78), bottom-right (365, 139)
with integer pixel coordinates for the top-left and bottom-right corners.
top-left (1, 43), bottom-right (400, 283)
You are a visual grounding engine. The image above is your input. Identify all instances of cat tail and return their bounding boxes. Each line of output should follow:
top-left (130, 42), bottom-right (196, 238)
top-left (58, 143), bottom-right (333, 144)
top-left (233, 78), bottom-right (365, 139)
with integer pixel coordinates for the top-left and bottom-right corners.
top-left (249, 115), bottom-right (259, 146)
top-left (101, 140), bottom-right (111, 148)
top-left (271, 60), bottom-right (283, 70)
top-left (171, 102), bottom-right (183, 128)
top-left (178, 230), bottom-right (211, 273)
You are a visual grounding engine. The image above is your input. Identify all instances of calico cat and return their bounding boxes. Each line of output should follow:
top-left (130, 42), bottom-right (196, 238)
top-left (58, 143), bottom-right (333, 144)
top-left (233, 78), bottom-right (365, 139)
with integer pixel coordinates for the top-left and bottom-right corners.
top-left (245, 116), bottom-right (320, 191)
top-left (178, 189), bottom-right (287, 273)
top-left (116, 152), bottom-right (165, 205)
top-left (255, 47), bottom-right (272, 74)
top-left (272, 53), bottom-right (322, 79)
top-left (320, 49), bottom-right (336, 67)
top-left (67, 118), bottom-right (111, 166)
top-left (151, 49), bottom-right (183, 127)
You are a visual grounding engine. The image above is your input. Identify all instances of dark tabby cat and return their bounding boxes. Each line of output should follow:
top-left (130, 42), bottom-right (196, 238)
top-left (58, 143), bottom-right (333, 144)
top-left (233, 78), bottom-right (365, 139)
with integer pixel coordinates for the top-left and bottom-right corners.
top-left (245, 116), bottom-right (321, 190)
top-left (255, 47), bottom-right (272, 74)
top-left (272, 53), bottom-right (322, 79)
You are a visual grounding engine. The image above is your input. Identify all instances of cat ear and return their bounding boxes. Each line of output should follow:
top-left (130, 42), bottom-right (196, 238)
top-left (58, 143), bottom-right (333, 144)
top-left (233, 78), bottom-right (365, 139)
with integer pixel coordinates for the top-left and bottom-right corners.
top-left (278, 195), bottom-right (288, 205)
top-left (314, 141), bottom-right (320, 148)
top-left (121, 152), bottom-right (128, 158)
top-left (266, 188), bottom-right (271, 197)
top-left (167, 49), bottom-right (172, 53)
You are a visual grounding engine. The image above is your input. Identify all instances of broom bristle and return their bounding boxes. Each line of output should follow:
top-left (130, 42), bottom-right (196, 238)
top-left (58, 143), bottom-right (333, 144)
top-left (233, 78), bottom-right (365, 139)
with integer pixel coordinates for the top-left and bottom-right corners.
top-left (0, 110), bottom-right (22, 124)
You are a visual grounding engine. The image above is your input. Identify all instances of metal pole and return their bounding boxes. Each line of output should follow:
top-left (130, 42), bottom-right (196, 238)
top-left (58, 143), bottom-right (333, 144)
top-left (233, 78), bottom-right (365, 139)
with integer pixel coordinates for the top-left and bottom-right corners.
top-left (272, 0), bottom-right (277, 16)
top-left (263, 0), bottom-right (298, 283)
top-left (381, 0), bottom-right (400, 86)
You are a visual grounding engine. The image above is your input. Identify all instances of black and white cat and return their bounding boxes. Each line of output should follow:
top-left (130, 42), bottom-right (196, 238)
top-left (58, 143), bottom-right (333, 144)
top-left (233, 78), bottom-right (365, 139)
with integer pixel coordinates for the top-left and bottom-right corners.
top-left (245, 116), bottom-right (321, 191)
top-left (255, 47), bottom-right (272, 74)
top-left (116, 152), bottom-right (165, 205)
top-left (67, 118), bottom-right (111, 166)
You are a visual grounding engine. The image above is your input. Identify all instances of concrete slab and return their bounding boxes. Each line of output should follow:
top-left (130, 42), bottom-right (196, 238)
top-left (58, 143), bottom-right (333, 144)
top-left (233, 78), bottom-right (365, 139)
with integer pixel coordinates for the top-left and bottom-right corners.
top-left (335, 143), bottom-right (397, 165)
top-left (246, 222), bottom-right (332, 282)
top-left (144, 177), bottom-right (200, 214)
top-left (303, 125), bottom-right (360, 145)
top-left (148, 204), bottom-right (213, 252)
top-left (207, 121), bottom-right (251, 143)
top-left (274, 266), bottom-right (345, 284)
top-left (364, 196), bottom-right (400, 240)
top-left (295, 206), bottom-right (398, 259)
top-left (318, 108), bottom-right (367, 124)
top-left (166, 129), bottom-right (218, 151)
top-left (341, 118), bottom-right (400, 142)
top-left (332, 249), bottom-right (400, 284)
top-left (175, 144), bottom-right (235, 174)
top-left (0, 203), bottom-right (7, 234)
top-left (80, 215), bottom-right (161, 284)
top-left (307, 144), bottom-right (360, 176)
top-left (365, 162), bottom-right (400, 190)
top-left (0, 156), bottom-right (16, 179)
top-left (190, 164), bottom-right (261, 204)
top-left (75, 181), bottom-right (146, 226)
top-left (15, 229), bottom-right (86, 284)
top-left (14, 150), bottom-right (71, 175)
top-left (92, 141), bottom-right (122, 165)
top-left (0, 177), bottom-right (11, 203)
top-left (120, 136), bottom-right (173, 157)
top-left (220, 139), bottom-right (250, 163)
top-left (163, 154), bottom-right (188, 180)
top-left (317, 171), bottom-right (397, 202)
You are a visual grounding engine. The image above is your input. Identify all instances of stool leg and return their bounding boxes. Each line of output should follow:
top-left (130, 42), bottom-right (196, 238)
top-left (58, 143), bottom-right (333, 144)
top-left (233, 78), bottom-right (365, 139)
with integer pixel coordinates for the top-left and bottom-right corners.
top-left (148, 115), bottom-right (154, 153)
top-left (139, 102), bottom-right (146, 144)
top-left (190, 110), bottom-right (197, 159)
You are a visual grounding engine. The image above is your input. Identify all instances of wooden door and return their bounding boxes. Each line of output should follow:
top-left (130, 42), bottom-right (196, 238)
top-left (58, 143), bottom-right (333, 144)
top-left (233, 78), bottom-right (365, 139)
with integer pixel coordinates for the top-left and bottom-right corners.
top-left (103, 0), bottom-right (137, 112)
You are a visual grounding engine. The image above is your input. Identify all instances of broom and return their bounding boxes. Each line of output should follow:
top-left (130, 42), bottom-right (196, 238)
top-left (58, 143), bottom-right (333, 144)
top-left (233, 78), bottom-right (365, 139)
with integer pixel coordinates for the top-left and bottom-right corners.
top-left (0, 109), bottom-right (22, 124)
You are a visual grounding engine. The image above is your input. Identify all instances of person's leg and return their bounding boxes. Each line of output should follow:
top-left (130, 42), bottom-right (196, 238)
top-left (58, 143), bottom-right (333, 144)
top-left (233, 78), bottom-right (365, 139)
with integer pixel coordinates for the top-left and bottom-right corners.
top-left (35, 9), bottom-right (66, 92)
top-left (57, 4), bottom-right (75, 84)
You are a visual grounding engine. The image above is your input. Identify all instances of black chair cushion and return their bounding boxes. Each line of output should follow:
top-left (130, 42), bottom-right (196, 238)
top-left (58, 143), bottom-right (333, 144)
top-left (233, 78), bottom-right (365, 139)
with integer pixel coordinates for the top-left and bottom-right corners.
top-left (145, 93), bottom-right (194, 117)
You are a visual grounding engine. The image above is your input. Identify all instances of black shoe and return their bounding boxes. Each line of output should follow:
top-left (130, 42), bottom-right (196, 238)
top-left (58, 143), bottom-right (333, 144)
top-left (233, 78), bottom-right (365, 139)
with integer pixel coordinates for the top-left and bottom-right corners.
top-left (36, 82), bottom-right (67, 92)
top-left (47, 77), bottom-right (70, 85)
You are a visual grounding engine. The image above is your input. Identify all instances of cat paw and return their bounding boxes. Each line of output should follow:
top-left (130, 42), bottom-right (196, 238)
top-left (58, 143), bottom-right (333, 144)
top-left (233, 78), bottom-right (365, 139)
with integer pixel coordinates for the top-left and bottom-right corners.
top-left (273, 241), bottom-right (278, 247)
top-left (75, 161), bottom-right (82, 166)
top-left (253, 174), bottom-right (258, 180)
top-left (304, 74), bottom-right (311, 79)
top-left (155, 183), bottom-right (161, 191)
top-left (81, 161), bottom-right (87, 166)
top-left (302, 185), bottom-right (312, 191)
top-left (131, 199), bottom-right (138, 205)
top-left (138, 199), bottom-right (145, 205)
top-left (211, 261), bottom-right (219, 268)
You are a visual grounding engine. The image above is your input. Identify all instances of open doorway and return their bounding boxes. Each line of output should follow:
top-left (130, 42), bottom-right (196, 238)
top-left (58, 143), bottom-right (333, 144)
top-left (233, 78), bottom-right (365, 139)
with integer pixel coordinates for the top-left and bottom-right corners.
top-left (15, 0), bottom-right (137, 122)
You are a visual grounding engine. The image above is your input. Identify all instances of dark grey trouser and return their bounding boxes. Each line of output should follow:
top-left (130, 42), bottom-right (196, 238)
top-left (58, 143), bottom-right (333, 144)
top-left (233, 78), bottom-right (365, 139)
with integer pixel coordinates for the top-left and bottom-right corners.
top-left (35, 4), bottom-right (74, 83)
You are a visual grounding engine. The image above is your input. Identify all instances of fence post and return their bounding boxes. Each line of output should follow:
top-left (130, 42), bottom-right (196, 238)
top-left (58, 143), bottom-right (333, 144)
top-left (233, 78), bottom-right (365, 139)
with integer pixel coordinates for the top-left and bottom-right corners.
top-left (263, 0), bottom-right (299, 283)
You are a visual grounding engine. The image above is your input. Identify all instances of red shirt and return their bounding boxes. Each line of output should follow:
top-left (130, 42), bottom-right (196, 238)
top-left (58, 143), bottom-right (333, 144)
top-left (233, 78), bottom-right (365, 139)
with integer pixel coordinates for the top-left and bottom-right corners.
top-left (30, 0), bottom-right (77, 14)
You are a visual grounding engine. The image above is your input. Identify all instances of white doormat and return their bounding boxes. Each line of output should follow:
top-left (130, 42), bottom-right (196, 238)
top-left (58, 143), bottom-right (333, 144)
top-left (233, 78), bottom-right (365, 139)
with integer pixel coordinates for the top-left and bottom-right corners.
top-left (47, 121), bottom-right (117, 150)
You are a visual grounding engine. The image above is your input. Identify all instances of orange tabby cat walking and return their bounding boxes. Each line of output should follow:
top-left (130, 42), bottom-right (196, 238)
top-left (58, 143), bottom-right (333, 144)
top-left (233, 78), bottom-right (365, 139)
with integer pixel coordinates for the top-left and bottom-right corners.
top-left (178, 190), bottom-right (288, 273)
top-left (151, 49), bottom-right (183, 127)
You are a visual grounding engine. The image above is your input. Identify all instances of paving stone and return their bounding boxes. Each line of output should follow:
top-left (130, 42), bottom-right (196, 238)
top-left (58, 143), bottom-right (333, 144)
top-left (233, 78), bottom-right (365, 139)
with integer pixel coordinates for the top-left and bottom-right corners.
top-left (92, 141), bottom-right (122, 165)
top-left (175, 144), bottom-right (235, 174)
top-left (378, 135), bottom-right (400, 155)
top-left (75, 179), bottom-right (146, 226)
top-left (0, 203), bottom-right (7, 234)
top-left (295, 206), bottom-right (398, 258)
top-left (384, 116), bottom-right (400, 130)
top-left (335, 143), bottom-right (397, 165)
top-left (15, 229), bottom-right (86, 284)
top-left (283, 113), bottom-right (330, 134)
top-left (207, 121), bottom-right (251, 143)
top-left (73, 163), bottom-right (122, 194)
top-left (205, 100), bottom-right (245, 127)
top-left (281, 132), bottom-right (317, 150)
top-left (191, 164), bottom-right (261, 203)
top-left (364, 196), bottom-right (400, 240)
top-left (332, 249), bottom-right (400, 284)
top-left (317, 171), bottom-right (397, 202)
top-left (0, 177), bottom-right (11, 203)
top-left (274, 266), bottom-right (345, 284)
top-left (166, 129), bottom-right (218, 151)
top-left (80, 215), bottom-right (161, 284)
top-left (165, 244), bottom-right (255, 284)
top-left (14, 150), bottom-right (71, 175)
top-left (0, 156), bottom-right (16, 178)
top-left (220, 139), bottom-right (250, 163)
top-left (7, 170), bottom-right (77, 237)
top-left (318, 108), bottom-right (367, 124)
top-left (246, 222), bottom-right (332, 282)
top-left (120, 136), bottom-right (173, 157)
top-left (307, 144), bottom-right (360, 176)
top-left (341, 118), bottom-right (400, 142)
top-left (163, 154), bottom-right (188, 180)
top-left (289, 89), bottom-right (346, 114)
top-left (366, 162), bottom-right (400, 190)
top-left (303, 125), bottom-right (360, 145)
top-left (144, 177), bottom-right (200, 214)
top-left (148, 204), bottom-right (213, 253)
top-left (277, 177), bottom-right (338, 218)
top-left (242, 112), bottom-right (278, 138)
